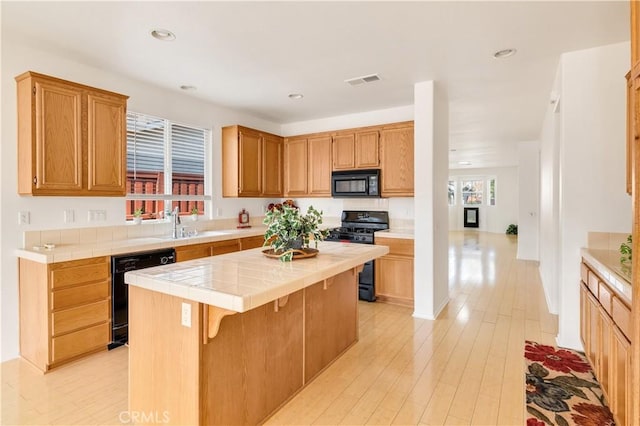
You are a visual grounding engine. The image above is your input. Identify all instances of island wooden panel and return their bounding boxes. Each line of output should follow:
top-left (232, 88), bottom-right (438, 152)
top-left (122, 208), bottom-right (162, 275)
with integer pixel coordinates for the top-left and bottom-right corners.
top-left (129, 286), bottom-right (201, 425)
top-left (304, 269), bottom-right (358, 382)
top-left (128, 266), bottom-right (362, 425)
top-left (200, 290), bottom-right (304, 425)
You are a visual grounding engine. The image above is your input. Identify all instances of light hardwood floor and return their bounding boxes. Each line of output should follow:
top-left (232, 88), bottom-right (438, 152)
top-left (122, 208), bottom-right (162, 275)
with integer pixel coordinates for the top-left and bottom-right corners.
top-left (1, 231), bottom-right (557, 425)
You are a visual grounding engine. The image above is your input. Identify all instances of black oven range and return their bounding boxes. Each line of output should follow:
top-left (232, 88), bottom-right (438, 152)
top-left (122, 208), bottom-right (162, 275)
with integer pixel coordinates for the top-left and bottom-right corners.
top-left (325, 210), bottom-right (390, 301)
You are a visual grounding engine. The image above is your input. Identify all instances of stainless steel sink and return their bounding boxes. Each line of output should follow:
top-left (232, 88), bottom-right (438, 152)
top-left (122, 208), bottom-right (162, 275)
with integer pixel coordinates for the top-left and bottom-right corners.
top-left (152, 230), bottom-right (231, 241)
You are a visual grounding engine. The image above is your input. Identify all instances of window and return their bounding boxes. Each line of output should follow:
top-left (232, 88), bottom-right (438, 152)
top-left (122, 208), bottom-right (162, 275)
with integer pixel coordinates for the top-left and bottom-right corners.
top-left (448, 180), bottom-right (456, 206)
top-left (461, 179), bottom-right (484, 205)
top-left (126, 112), bottom-right (209, 220)
top-left (487, 178), bottom-right (496, 206)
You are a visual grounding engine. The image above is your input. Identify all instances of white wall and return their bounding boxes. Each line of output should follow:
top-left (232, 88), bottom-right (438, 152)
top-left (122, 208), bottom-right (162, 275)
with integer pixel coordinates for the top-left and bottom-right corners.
top-left (538, 66), bottom-right (562, 315)
top-left (518, 141), bottom-right (540, 261)
top-left (448, 167), bottom-right (519, 234)
top-left (413, 81), bottom-right (449, 320)
top-left (555, 42), bottom-right (631, 350)
top-left (280, 105), bottom-right (414, 136)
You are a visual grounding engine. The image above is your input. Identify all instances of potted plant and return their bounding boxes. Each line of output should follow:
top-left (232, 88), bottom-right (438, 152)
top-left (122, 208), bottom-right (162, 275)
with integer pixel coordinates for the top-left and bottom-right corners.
top-left (620, 234), bottom-right (632, 264)
top-left (263, 202), bottom-right (329, 262)
top-left (191, 206), bottom-right (199, 221)
top-left (132, 207), bottom-right (143, 225)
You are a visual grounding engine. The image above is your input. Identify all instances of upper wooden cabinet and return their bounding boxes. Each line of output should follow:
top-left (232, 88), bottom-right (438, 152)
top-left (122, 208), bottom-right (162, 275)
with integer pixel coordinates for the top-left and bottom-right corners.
top-left (307, 135), bottom-right (332, 196)
top-left (632, 1), bottom-right (640, 69)
top-left (332, 130), bottom-right (379, 170)
top-left (222, 125), bottom-right (283, 197)
top-left (284, 135), bottom-right (332, 197)
top-left (283, 137), bottom-right (308, 197)
top-left (379, 124), bottom-right (414, 196)
top-left (16, 71), bottom-right (128, 196)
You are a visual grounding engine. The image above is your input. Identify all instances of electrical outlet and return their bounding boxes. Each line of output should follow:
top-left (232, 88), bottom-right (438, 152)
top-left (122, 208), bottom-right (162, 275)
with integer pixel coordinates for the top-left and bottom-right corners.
top-left (64, 209), bottom-right (75, 223)
top-left (88, 210), bottom-right (107, 222)
top-left (181, 302), bottom-right (191, 328)
top-left (18, 211), bottom-right (30, 225)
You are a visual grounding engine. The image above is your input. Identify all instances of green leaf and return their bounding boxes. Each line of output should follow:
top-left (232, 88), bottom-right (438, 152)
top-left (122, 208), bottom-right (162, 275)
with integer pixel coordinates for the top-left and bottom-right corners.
top-left (529, 362), bottom-right (549, 378)
top-left (555, 413), bottom-right (570, 426)
top-left (549, 376), bottom-right (599, 389)
top-left (526, 406), bottom-right (552, 425)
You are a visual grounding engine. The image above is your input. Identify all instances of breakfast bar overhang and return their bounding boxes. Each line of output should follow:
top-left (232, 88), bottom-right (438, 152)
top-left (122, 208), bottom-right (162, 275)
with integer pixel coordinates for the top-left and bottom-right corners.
top-left (125, 241), bottom-right (389, 425)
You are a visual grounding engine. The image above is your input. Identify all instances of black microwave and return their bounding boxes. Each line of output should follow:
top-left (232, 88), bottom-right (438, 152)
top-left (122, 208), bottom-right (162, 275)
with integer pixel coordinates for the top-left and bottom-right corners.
top-left (331, 169), bottom-right (381, 198)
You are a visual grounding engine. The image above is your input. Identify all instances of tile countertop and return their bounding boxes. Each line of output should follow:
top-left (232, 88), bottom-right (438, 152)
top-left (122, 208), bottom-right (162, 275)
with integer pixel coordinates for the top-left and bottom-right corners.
top-left (376, 229), bottom-right (414, 239)
top-left (581, 248), bottom-right (632, 303)
top-left (16, 227), bottom-right (268, 264)
top-left (125, 241), bottom-right (389, 312)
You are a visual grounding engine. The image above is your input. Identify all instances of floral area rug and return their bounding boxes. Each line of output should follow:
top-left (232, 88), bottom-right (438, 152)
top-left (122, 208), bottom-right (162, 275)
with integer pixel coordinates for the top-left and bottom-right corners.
top-left (525, 340), bottom-right (615, 426)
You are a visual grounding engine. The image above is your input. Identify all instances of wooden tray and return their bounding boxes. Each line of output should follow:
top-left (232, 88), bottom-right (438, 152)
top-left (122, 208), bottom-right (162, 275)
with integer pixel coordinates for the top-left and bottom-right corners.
top-left (262, 248), bottom-right (319, 260)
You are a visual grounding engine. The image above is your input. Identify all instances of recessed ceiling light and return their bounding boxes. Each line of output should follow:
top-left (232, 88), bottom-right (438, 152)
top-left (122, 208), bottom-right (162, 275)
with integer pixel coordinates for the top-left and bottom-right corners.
top-left (150, 29), bottom-right (176, 41)
top-left (493, 48), bottom-right (516, 59)
top-left (288, 93), bottom-right (304, 100)
top-left (458, 161), bottom-right (472, 166)
top-left (180, 85), bottom-right (197, 91)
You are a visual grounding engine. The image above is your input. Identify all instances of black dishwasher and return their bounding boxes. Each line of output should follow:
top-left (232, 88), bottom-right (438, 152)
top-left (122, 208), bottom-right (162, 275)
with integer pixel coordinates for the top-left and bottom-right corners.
top-left (109, 248), bottom-right (176, 349)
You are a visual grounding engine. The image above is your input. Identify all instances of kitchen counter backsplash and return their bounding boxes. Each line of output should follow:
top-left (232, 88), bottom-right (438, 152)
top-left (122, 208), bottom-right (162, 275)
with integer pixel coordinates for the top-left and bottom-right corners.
top-left (22, 215), bottom-right (407, 248)
top-left (22, 216), bottom-right (267, 249)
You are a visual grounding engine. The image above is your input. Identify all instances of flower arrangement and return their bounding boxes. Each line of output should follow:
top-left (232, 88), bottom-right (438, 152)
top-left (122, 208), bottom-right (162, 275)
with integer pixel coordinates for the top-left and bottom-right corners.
top-left (263, 200), bottom-right (329, 262)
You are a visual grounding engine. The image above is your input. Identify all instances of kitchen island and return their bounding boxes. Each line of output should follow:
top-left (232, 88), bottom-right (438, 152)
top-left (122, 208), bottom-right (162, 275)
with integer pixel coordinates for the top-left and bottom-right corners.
top-left (125, 241), bottom-right (388, 425)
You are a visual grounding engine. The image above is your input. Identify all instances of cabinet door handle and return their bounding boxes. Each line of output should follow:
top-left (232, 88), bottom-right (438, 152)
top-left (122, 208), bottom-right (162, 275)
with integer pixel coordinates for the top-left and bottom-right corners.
top-left (33, 176), bottom-right (37, 185)
top-left (32, 86), bottom-right (36, 96)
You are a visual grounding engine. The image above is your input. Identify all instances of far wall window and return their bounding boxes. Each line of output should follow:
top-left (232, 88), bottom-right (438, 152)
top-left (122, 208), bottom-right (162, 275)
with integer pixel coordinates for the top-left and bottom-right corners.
top-left (450, 176), bottom-right (497, 206)
top-left (448, 180), bottom-right (456, 206)
top-left (461, 179), bottom-right (484, 205)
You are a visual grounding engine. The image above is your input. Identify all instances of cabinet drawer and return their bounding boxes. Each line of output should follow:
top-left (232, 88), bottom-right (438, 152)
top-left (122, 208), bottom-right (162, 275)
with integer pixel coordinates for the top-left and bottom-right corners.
top-left (580, 263), bottom-right (589, 284)
top-left (51, 280), bottom-right (109, 310)
top-left (51, 322), bottom-right (109, 364)
top-left (598, 282), bottom-right (612, 316)
top-left (240, 235), bottom-right (264, 250)
top-left (612, 297), bottom-right (631, 340)
top-left (375, 237), bottom-right (414, 257)
top-left (212, 239), bottom-right (240, 255)
top-left (587, 271), bottom-right (600, 296)
top-left (51, 299), bottom-right (109, 336)
top-left (176, 243), bottom-right (212, 262)
top-left (51, 262), bottom-right (110, 289)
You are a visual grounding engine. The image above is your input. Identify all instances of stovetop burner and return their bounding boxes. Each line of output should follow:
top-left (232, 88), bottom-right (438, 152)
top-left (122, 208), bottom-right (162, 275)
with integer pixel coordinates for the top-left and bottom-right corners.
top-left (326, 210), bottom-right (389, 244)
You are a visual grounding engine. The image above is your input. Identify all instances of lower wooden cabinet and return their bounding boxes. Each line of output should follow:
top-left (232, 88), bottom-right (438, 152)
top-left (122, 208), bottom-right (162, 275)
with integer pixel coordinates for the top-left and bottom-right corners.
top-left (375, 237), bottom-right (414, 307)
top-left (580, 260), bottom-right (632, 425)
top-left (175, 239), bottom-right (241, 262)
top-left (611, 325), bottom-right (632, 426)
top-left (239, 235), bottom-right (265, 250)
top-left (19, 256), bottom-right (111, 372)
top-left (175, 236), bottom-right (264, 262)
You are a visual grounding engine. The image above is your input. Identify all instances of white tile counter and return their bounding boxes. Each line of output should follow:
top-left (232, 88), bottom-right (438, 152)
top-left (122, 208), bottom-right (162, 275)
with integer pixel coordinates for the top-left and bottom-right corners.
top-left (125, 241), bottom-right (389, 312)
top-left (376, 228), bottom-right (414, 239)
top-left (16, 227), bottom-right (268, 264)
top-left (581, 248), bottom-right (632, 303)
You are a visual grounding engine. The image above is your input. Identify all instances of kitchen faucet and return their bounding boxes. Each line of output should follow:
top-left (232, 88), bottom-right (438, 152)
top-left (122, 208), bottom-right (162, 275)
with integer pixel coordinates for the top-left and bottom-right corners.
top-left (171, 207), bottom-right (181, 239)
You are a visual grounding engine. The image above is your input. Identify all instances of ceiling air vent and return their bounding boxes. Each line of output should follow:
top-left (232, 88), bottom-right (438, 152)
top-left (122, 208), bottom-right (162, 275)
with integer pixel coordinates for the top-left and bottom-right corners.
top-left (345, 73), bottom-right (381, 86)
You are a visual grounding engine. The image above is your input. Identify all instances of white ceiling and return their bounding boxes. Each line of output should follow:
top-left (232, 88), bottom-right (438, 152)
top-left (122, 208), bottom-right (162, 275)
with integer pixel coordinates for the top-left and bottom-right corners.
top-left (2, 1), bottom-right (630, 169)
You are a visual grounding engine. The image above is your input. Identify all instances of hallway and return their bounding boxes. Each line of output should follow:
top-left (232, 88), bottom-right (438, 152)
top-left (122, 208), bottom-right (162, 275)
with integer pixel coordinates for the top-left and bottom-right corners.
top-left (268, 231), bottom-right (557, 425)
top-left (1, 231), bottom-right (557, 425)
